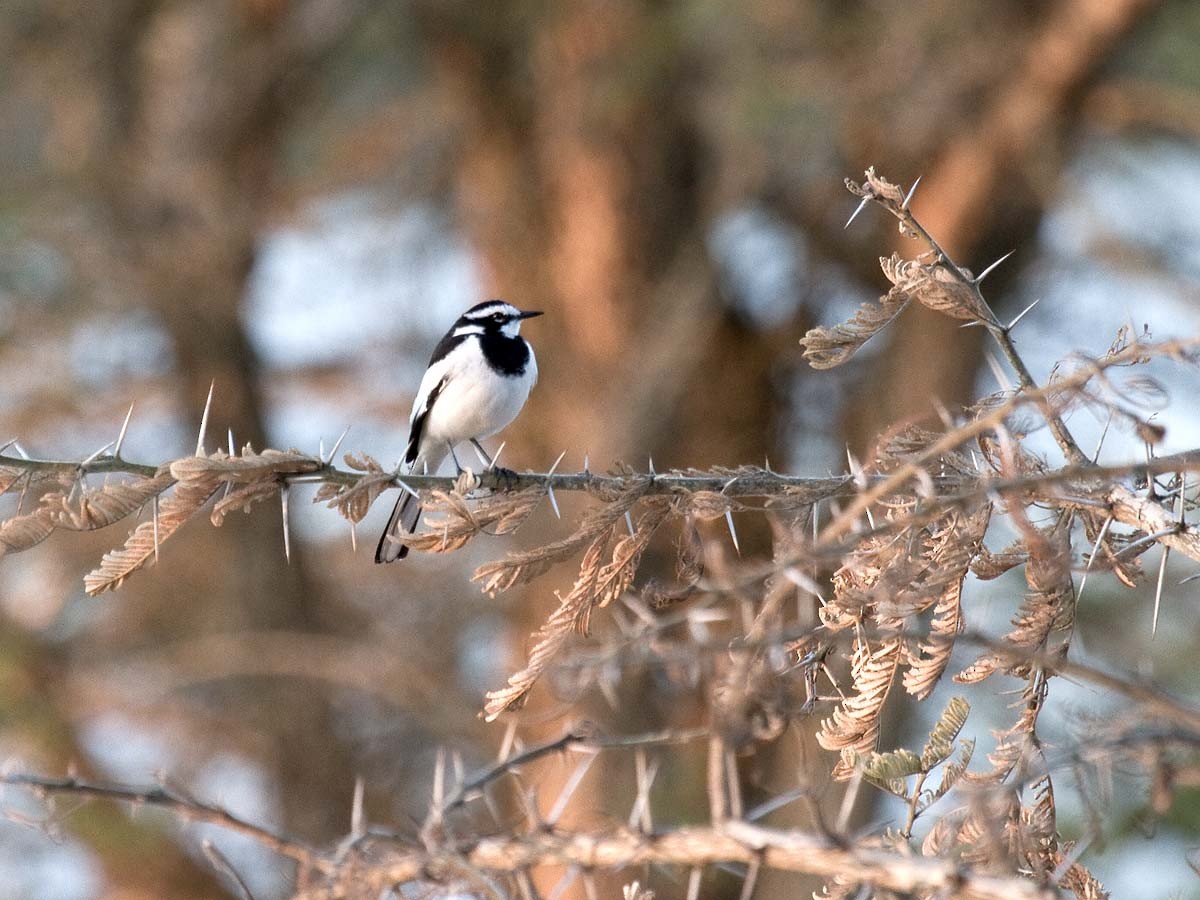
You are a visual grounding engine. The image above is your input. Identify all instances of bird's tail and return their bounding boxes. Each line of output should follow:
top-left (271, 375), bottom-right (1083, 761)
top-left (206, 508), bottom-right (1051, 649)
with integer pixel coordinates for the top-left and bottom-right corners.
top-left (374, 490), bottom-right (422, 563)
top-left (374, 452), bottom-right (444, 563)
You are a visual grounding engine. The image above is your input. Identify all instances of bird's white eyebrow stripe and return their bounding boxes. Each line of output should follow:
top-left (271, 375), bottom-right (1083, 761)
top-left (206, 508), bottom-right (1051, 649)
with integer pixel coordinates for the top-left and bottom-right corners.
top-left (462, 301), bottom-right (517, 320)
top-left (452, 324), bottom-right (486, 336)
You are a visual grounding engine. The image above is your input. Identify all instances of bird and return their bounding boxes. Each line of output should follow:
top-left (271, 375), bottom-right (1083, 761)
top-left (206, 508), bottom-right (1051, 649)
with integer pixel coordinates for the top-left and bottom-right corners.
top-left (375, 299), bottom-right (543, 563)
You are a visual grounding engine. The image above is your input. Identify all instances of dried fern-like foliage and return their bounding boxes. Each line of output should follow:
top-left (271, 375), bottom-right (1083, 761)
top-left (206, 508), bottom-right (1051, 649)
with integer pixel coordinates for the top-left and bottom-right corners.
top-left (406, 485), bottom-right (547, 555)
top-left (482, 498), bottom-right (673, 721)
top-left (474, 481), bottom-right (647, 595)
top-left (0, 510), bottom-right (56, 557)
top-left (83, 476), bottom-right (222, 596)
top-left (817, 637), bottom-right (902, 779)
top-left (314, 453), bottom-right (394, 523)
top-left (903, 505), bottom-right (992, 698)
top-left (45, 471), bottom-right (175, 531)
top-left (84, 449), bottom-right (319, 595)
top-left (799, 288), bottom-right (910, 369)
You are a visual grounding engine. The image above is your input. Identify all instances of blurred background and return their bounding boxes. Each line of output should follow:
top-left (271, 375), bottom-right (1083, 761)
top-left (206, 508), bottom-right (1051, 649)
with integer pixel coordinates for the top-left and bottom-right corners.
top-left (2, 0), bottom-right (1200, 897)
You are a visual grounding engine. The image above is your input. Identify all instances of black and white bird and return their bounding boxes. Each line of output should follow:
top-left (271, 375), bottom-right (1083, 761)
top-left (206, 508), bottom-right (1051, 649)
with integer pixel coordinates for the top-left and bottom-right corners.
top-left (375, 300), bottom-right (543, 563)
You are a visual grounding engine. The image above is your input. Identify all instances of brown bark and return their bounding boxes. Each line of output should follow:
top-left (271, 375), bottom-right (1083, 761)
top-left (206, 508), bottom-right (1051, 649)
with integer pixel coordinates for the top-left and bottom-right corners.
top-left (27, 0), bottom-right (380, 851)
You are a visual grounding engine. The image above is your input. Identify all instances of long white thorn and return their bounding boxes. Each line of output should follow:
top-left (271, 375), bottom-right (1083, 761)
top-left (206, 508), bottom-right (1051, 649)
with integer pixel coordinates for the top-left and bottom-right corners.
top-left (281, 485), bottom-right (292, 563)
top-left (685, 867), bottom-right (702, 900)
top-left (844, 195), bottom-right (870, 230)
top-left (1007, 297), bottom-right (1041, 331)
top-left (227, 428), bottom-right (236, 457)
top-left (152, 495), bottom-right (160, 563)
top-left (975, 249), bottom-right (1015, 284)
top-left (546, 751), bottom-right (598, 826)
top-left (545, 452), bottom-right (566, 517)
top-left (984, 351), bottom-right (1013, 392)
top-left (80, 440), bottom-right (116, 468)
top-left (902, 175), bottom-right (922, 210)
top-left (350, 776), bottom-right (365, 836)
top-left (1152, 546), bottom-right (1170, 637)
top-left (725, 509), bottom-right (741, 557)
top-left (1077, 515), bottom-right (1113, 604)
top-left (327, 425), bottom-right (350, 465)
top-left (431, 747), bottom-right (446, 816)
top-left (195, 380), bottom-right (215, 457)
top-left (488, 441), bottom-right (506, 472)
top-left (113, 403), bottom-right (135, 460)
top-left (11, 442), bottom-right (29, 460)
top-left (350, 521), bottom-right (358, 553)
top-left (395, 477), bottom-right (420, 500)
top-left (625, 510), bottom-right (636, 537)
top-left (845, 446), bottom-right (866, 487)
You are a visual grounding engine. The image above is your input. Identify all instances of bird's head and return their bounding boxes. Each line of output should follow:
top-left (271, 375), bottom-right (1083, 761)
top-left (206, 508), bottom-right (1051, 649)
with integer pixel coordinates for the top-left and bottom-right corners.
top-left (460, 300), bottom-right (543, 338)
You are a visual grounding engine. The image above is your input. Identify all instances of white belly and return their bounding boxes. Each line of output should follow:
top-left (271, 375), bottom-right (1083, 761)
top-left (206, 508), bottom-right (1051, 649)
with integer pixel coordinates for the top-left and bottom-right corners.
top-left (420, 347), bottom-right (536, 453)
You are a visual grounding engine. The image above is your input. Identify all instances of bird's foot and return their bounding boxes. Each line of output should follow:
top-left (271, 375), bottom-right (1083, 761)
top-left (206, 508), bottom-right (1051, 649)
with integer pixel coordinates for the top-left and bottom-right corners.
top-left (489, 466), bottom-right (520, 491)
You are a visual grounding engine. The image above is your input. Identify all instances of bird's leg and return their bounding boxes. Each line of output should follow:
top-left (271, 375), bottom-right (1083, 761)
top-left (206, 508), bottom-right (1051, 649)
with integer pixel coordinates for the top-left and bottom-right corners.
top-left (448, 443), bottom-right (464, 476)
top-left (470, 438), bottom-right (493, 468)
top-left (471, 438), bottom-right (518, 489)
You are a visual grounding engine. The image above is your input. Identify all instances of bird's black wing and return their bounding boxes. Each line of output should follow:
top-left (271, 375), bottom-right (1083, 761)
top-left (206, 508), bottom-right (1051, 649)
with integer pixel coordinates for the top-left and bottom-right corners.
top-left (405, 374), bottom-right (449, 466)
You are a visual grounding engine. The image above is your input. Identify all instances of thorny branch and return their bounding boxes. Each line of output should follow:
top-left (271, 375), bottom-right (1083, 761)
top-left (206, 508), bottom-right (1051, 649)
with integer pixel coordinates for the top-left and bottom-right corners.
top-left (0, 773), bottom-right (326, 872)
top-left (0, 769), bottom-right (1055, 900)
top-left (3, 169), bottom-right (1200, 899)
top-left (844, 168), bottom-right (1088, 464)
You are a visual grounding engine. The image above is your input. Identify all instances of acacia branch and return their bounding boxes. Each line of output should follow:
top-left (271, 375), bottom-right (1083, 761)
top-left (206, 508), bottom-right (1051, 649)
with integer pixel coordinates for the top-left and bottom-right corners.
top-left (296, 822), bottom-right (1056, 900)
top-left (857, 176), bottom-right (1087, 465)
top-left (1, 773), bottom-right (327, 873)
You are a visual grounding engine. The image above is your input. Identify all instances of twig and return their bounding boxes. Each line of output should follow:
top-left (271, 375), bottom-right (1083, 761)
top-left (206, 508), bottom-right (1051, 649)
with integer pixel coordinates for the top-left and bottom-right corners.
top-left (438, 725), bottom-right (710, 817)
top-left (293, 821), bottom-right (1056, 900)
top-left (860, 174), bottom-right (1088, 465)
top-left (1, 773), bottom-right (328, 873)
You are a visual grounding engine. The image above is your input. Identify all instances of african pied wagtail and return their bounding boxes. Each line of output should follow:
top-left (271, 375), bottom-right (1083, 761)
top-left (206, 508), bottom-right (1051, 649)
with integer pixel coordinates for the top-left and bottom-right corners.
top-left (375, 300), bottom-right (543, 563)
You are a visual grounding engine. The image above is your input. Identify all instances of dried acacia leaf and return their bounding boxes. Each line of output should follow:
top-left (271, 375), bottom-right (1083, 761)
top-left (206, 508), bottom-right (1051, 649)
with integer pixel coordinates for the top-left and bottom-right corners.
top-left (483, 535), bottom-right (609, 721)
top-left (45, 473), bottom-right (175, 531)
top-left (404, 486), bottom-right (545, 557)
top-left (584, 501), bottom-right (671, 628)
top-left (1058, 855), bottom-right (1108, 900)
top-left (473, 483), bottom-right (644, 595)
top-left (957, 523), bottom-right (1073, 685)
top-left (688, 491), bottom-right (733, 521)
top-left (913, 265), bottom-right (989, 322)
top-left (818, 637), bottom-right (901, 779)
top-left (0, 511), bottom-right (55, 557)
top-left (84, 477), bottom-right (222, 596)
top-left (970, 542), bottom-right (1027, 580)
top-left (921, 816), bottom-right (956, 857)
top-left (800, 287), bottom-right (910, 370)
top-left (903, 507), bottom-right (991, 697)
top-left (322, 470), bottom-right (396, 524)
top-left (170, 448), bottom-right (321, 484)
top-left (210, 481), bottom-right (280, 526)
top-left (862, 167), bottom-right (904, 203)
top-left (484, 500), bottom-right (672, 718)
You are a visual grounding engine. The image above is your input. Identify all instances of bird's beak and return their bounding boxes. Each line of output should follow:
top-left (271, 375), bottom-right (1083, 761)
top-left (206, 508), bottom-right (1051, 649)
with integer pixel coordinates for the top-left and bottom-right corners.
top-left (517, 309), bottom-right (544, 320)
